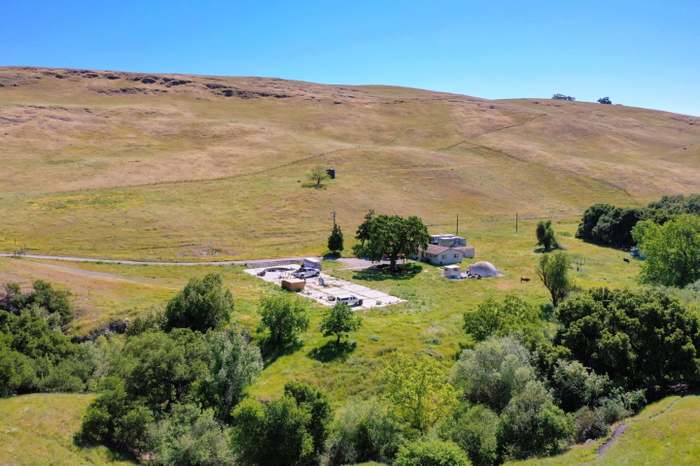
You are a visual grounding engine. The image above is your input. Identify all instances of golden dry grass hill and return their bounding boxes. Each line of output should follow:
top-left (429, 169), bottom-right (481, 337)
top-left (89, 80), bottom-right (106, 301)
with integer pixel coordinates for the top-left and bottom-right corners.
top-left (1, 66), bottom-right (699, 260)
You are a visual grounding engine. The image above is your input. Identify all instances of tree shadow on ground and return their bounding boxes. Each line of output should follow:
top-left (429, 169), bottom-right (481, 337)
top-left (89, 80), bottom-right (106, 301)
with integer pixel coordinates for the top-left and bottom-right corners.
top-left (260, 338), bottom-right (303, 366)
top-left (352, 262), bottom-right (422, 282)
top-left (308, 340), bottom-right (356, 362)
top-left (301, 182), bottom-right (327, 190)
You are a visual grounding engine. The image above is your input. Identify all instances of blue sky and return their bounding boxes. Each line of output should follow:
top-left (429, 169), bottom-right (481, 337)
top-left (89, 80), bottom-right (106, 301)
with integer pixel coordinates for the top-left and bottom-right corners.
top-left (3, 0), bottom-right (699, 115)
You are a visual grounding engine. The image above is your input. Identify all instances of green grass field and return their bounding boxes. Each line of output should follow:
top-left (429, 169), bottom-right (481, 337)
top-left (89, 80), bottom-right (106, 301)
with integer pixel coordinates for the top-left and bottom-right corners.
top-left (0, 393), bottom-right (132, 465)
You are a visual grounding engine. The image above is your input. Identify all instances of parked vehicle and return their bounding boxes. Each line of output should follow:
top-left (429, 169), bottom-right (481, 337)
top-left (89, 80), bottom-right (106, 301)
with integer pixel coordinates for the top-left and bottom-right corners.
top-left (337, 295), bottom-right (363, 307)
top-left (293, 268), bottom-right (320, 279)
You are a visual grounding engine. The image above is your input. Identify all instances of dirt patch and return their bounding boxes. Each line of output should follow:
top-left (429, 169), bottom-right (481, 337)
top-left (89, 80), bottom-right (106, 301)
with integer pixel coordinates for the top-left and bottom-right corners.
top-left (597, 423), bottom-right (627, 456)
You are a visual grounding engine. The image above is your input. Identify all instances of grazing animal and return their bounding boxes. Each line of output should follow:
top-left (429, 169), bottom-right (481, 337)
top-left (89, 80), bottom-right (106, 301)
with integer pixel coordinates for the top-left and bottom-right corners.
top-left (623, 258), bottom-right (630, 263)
top-left (520, 277), bottom-right (531, 283)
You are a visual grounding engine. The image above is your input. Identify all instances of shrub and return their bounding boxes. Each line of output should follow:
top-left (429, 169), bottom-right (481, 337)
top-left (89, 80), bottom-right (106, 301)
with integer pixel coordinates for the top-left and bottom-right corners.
top-left (498, 381), bottom-right (573, 459)
top-left (394, 439), bottom-right (472, 466)
top-left (328, 223), bottom-right (344, 254)
top-left (164, 273), bottom-right (233, 332)
top-left (452, 337), bottom-right (535, 412)
top-left (438, 403), bottom-right (500, 466)
top-left (463, 295), bottom-right (542, 345)
top-left (573, 407), bottom-right (608, 442)
top-left (149, 403), bottom-right (233, 466)
top-left (551, 360), bottom-right (612, 412)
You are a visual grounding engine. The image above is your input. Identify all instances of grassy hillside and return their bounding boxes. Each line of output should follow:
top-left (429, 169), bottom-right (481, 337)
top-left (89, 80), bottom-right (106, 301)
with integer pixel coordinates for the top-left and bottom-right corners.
top-left (1, 67), bottom-right (698, 260)
top-left (508, 395), bottom-right (700, 466)
top-left (0, 393), bottom-right (132, 465)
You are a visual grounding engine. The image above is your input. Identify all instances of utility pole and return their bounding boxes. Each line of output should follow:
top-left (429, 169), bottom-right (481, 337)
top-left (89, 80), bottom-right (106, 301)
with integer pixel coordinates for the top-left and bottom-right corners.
top-left (456, 214), bottom-right (459, 236)
top-left (331, 210), bottom-right (336, 227)
top-left (515, 212), bottom-right (519, 233)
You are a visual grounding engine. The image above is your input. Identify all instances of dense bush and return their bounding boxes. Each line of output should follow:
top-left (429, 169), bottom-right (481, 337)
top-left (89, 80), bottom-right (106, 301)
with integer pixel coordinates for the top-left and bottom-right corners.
top-left (231, 382), bottom-right (332, 466)
top-left (328, 223), bottom-right (344, 254)
top-left (634, 214), bottom-right (700, 287)
top-left (164, 273), bottom-right (233, 332)
top-left (438, 403), bottom-right (500, 466)
top-left (1, 280), bottom-right (73, 327)
top-left (572, 407), bottom-right (608, 442)
top-left (327, 400), bottom-right (407, 465)
top-left (394, 439), bottom-right (472, 466)
top-left (0, 309), bottom-right (92, 395)
top-left (463, 295), bottom-right (542, 345)
top-left (452, 337), bottom-right (536, 412)
top-left (497, 380), bottom-right (573, 459)
top-left (556, 288), bottom-right (700, 393)
top-left (148, 403), bottom-right (233, 466)
top-left (551, 360), bottom-right (612, 412)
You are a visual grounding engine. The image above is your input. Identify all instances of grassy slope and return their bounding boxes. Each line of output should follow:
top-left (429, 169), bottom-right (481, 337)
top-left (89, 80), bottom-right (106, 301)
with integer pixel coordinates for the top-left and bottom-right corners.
top-left (508, 395), bottom-right (700, 466)
top-left (0, 393), bottom-right (133, 465)
top-left (1, 67), bottom-right (698, 260)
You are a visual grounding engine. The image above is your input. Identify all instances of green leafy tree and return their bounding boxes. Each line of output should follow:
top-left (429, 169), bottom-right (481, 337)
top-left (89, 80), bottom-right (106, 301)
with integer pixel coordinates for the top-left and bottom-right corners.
top-left (0, 280), bottom-right (73, 327)
top-left (328, 223), bottom-right (344, 254)
top-left (327, 400), bottom-right (407, 465)
top-left (308, 166), bottom-right (330, 188)
top-left (352, 212), bottom-right (429, 270)
top-left (383, 354), bottom-right (457, 432)
top-left (452, 337), bottom-right (535, 412)
top-left (202, 329), bottom-right (263, 421)
top-left (576, 204), bottom-right (616, 241)
top-left (164, 273), bottom-right (233, 332)
top-left (551, 360), bottom-right (612, 412)
top-left (463, 295), bottom-right (542, 345)
top-left (394, 439), bottom-right (472, 466)
top-left (231, 382), bottom-right (332, 466)
top-left (535, 220), bottom-right (558, 251)
top-left (536, 252), bottom-right (572, 308)
top-left (634, 214), bottom-right (700, 287)
top-left (149, 403), bottom-right (234, 466)
top-left (320, 303), bottom-right (362, 344)
top-left (258, 293), bottom-right (310, 349)
top-left (555, 287), bottom-right (700, 393)
top-left (498, 381), bottom-right (573, 459)
top-left (438, 403), bottom-right (500, 466)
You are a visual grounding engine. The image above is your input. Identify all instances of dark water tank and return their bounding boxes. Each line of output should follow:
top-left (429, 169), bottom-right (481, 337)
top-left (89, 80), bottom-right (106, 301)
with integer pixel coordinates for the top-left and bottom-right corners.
top-left (326, 168), bottom-right (336, 179)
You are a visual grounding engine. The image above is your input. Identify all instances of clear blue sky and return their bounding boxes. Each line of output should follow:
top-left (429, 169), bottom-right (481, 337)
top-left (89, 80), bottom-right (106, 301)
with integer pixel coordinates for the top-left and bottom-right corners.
top-left (3, 0), bottom-right (699, 115)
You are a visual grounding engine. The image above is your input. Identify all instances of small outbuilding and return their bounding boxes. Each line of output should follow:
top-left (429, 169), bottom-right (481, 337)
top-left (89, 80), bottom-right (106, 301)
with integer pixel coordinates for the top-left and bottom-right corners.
top-left (443, 264), bottom-right (462, 279)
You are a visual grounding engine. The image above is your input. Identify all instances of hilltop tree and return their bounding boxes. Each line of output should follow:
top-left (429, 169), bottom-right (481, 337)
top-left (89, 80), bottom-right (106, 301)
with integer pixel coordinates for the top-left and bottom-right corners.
top-left (164, 273), bottom-right (233, 332)
top-left (597, 97), bottom-right (612, 104)
top-left (353, 212), bottom-right (429, 270)
top-left (320, 302), bottom-right (362, 345)
top-left (328, 223), bottom-right (344, 254)
top-left (535, 220), bottom-right (559, 252)
top-left (536, 253), bottom-right (572, 308)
